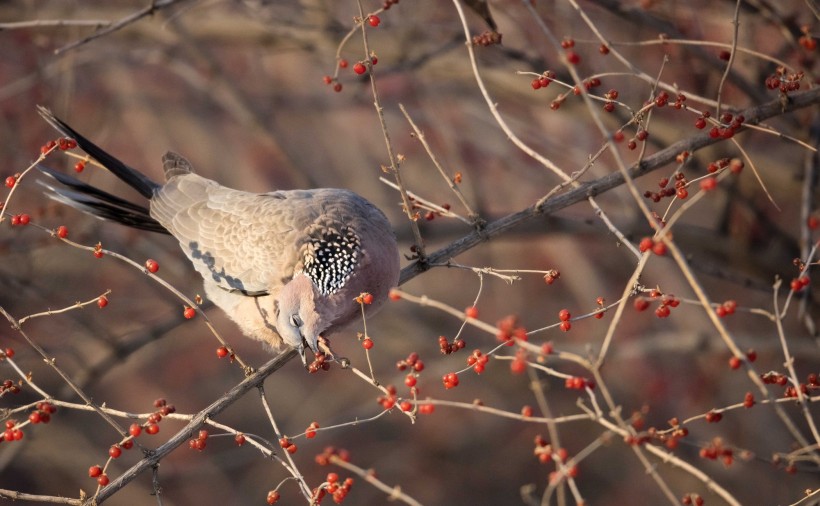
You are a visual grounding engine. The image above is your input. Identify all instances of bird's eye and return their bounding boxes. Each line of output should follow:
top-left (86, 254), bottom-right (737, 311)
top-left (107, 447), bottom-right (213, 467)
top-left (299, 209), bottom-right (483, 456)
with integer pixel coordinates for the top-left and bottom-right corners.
top-left (290, 314), bottom-right (303, 327)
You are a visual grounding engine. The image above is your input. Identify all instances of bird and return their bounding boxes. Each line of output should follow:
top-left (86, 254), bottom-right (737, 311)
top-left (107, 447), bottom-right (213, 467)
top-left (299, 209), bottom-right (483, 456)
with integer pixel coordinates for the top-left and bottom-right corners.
top-left (36, 106), bottom-right (401, 366)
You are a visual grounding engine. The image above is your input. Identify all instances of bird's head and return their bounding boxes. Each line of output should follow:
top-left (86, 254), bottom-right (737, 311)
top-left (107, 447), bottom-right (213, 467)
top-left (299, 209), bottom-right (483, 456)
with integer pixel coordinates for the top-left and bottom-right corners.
top-left (276, 274), bottom-right (325, 365)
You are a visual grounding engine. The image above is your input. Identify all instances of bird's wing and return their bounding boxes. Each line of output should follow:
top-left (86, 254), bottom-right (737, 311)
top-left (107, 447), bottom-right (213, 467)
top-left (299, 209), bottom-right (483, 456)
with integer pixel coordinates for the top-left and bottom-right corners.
top-left (150, 173), bottom-right (318, 295)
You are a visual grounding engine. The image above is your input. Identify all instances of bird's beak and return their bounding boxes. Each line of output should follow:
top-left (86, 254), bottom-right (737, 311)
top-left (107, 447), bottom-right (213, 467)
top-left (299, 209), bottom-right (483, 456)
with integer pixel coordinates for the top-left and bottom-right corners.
top-left (297, 342), bottom-right (308, 366)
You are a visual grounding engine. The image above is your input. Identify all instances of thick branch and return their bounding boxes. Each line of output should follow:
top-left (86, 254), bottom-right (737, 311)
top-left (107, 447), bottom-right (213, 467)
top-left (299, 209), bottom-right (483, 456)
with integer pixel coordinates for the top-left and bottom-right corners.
top-left (399, 86), bottom-right (820, 285)
top-left (88, 349), bottom-right (298, 504)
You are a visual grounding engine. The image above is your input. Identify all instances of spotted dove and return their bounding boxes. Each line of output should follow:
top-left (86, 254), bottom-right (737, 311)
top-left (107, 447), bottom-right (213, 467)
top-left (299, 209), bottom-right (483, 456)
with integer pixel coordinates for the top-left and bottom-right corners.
top-left (37, 107), bottom-right (400, 364)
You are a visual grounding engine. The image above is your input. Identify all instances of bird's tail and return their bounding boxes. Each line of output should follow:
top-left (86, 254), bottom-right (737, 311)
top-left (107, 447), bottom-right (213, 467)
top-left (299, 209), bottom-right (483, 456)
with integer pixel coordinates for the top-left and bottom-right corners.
top-left (36, 106), bottom-right (167, 234)
top-left (37, 106), bottom-right (160, 199)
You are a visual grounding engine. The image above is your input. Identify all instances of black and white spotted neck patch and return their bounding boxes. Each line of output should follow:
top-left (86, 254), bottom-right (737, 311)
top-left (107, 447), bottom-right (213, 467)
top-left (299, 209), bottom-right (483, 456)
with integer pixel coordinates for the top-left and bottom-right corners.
top-left (302, 228), bottom-right (361, 296)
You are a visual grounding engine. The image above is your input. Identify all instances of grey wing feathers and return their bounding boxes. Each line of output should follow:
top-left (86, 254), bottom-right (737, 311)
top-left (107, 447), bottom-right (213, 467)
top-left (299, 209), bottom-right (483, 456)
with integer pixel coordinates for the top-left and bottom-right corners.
top-left (150, 173), bottom-right (306, 295)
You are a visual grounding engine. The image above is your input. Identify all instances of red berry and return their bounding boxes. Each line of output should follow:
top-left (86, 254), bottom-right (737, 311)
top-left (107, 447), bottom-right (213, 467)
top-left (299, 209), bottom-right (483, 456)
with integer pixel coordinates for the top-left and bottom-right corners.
top-left (235, 433), bottom-right (246, 445)
top-left (558, 309), bottom-right (571, 321)
top-left (88, 465), bottom-right (103, 478)
top-left (56, 225), bottom-right (68, 238)
top-left (4, 348), bottom-right (13, 359)
top-left (728, 356), bottom-right (741, 370)
top-left (368, 15), bottom-right (381, 27)
top-left (338, 59), bottom-right (348, 68)
top-left (183, 307), bottom-right (196, 319)
top-left (333, 83), bottom-right (343, 92)
top-left (74, 161), bottom-right (86, 173)
top-left (400, 401), bottom-right (412, 412)
top-left (694, 117), bottom-right (706, 129)
top-left (651, 241), bottom-right (667, 256)
top-left (465, 306), bottom-right (479, 319)
top-left (565, 50), bottom-right (580, 64)
top-left (531, 79), bottom-right (542, 90)
top-left (267, 490), bottom-right (281, 504)
top-left (129, 423), bottom-right (142, 437)
top-left (633, 297), bottom-right (649, 311)
top-left (362, 338), bottom-right (374, 350)
top-left (353, 62), bottom-right (367, 75)
top-left (521, 405), bottom-right (533, 417)
top-left (655, 305), bottom-right (671, 318)
top-left (216, 346), bottom-right (229, 358)
top-left (322, 75), bottom-right (332, 85)
top-left (405, 374), bottom-right (417, 387)
top-left (559, 321), bottom-right (571, 332)
top-left (700, 177), bottom-right (717, 191)
top-left (97, 296), bottom-right (109, 309)
top-left (109, 445), bottom-right (122, 458)
top-left (18, 214), bottom-right (30, 225)
top-left (146, 423), bottom-right (160, 435)
top-left (361, 292), bottom-right (374, 304)
top-left (145, 259), bottom-right (159, 273)
top-left (97, 474), bottom-right (110, 486)
top-left (5, 176), bottom-right (16, 188)
top-left (638, 237), bottom-right (654, 252)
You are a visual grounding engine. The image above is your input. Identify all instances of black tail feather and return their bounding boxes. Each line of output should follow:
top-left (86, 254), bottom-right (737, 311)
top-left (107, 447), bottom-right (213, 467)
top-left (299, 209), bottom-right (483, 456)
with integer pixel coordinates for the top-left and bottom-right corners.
top-left (37, 106), bottom-right (160, 199)
top-left (38, 165), bottom-right (168, 234)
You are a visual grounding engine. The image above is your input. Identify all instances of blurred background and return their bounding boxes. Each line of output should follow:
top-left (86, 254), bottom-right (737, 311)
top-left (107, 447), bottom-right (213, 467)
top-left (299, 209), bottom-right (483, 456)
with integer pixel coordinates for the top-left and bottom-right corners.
top-left (0, 0), bottom-right (818, 504)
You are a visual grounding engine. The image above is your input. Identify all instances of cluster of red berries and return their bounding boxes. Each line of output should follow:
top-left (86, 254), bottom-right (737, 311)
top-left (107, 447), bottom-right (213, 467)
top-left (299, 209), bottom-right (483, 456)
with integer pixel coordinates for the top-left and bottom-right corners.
top-left (698, 437), bottom-right (737, 466)
top-left (600, 87), bottom-right (618, 112)
top-left (396, 351), bottom-right (425, 373)
top-left (2, 420), bottom-right (24, 443)
top-left (509, 348), bottom-right (527, 374)
top-left (467, 349), bottom-right (490, 374)
top-left (728, 349), bottom-right (756, 369)
top-left (278, 436), bottom-right (298, 454)
top-left (1, 379), bottom-right (21, 395)
top-left (188, 429), bottom-right (210, 451)
top-left (560, 37), bottom-right (580, 65)
top-left (308, 351), bottom-right (331, 373)
top-left (708, 112), bottom-right (745, 139)
top-left (472, 30), bottom-right (502, 46)
top-left (533, 435), bottom-right (566, 464)
top-left (543, 269), bottom-right (560, 285)
top-left (706, 157), bottom-right (744, 175)
top-left (564, 376), bottom-right (594, 390)
top-left (637, 237), bottom-right (667, 256)
top-left (314, 446), bottom-right (350, 466)
top-left (309, 472), bottom-right (355, 505)
top-left (40, 137), bottom-right (77, 155)
top-left (88, 464), bottom-right (110, 486)
top-left (704, 410), bottom-right (723, 423)
top-left (8, 213), bottom-right (31, 226)
top-left (438, 335), bottom-right (466, 355)
top-left (530, 70), bottom-right (556, 90)
top-left (305, 421), bottom-right (320, 439)
top-left (764, 67), bottom-right (804, 93)
top-left (633, 290), bottom-right (680, 318)
top-left (557, 309), bottom-right (571, 332)
top-left (681, 493), bottom-right (705, 506)
top-left (496, 314), bottom-right (528, 344)
top-left (421, 203), bottom-right (451, 221)
top-left (790, 275), bottom-right (810, 292)
top-left (715, 299), bottom-right (738, 317)
top-left (144, 398), bottom-right (175, 435)
top-left (742, 391), bottom-right (755, 408)
top-left (28, 401), bottom-right (57, 425)
top-left (376, 384), bottom-right (397, 410)
top-left (643, 171), bottom-right (690, 203)
top-left (654, 419), bottom-right (690, 451)
top-left (782, 373), bottom-right (819, 399)
top-left (442, 372), bottom-right (459, 389)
